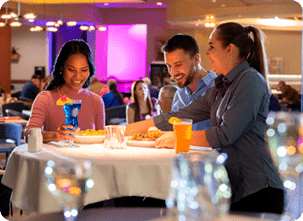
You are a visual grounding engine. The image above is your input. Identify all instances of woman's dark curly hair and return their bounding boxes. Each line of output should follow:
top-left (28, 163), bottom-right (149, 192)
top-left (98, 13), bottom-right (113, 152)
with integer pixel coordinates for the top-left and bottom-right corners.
top-left (45, 39), bottom-right (95, 91)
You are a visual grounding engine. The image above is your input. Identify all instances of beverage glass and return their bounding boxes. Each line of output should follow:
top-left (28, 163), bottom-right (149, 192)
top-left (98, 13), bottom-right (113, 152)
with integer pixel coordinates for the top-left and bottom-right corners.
top-left (165, 152), bottom-right (231, 220)
top-left (45, 160), bottom-right (94, 221)
top-left (173, 118), bottom-right (193, 153)
top-left (266, 112), bottom-right (303, 220)
top-left (63, 100), bottom-right (82, 147)
top-left (104, 125), bottom-right (126, 149)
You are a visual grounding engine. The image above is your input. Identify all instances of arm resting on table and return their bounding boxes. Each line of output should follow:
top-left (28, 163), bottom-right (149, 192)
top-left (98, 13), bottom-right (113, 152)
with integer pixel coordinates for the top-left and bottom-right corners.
top-left (125, 118), bottom-right (155, 136)
top-left (191, 130), bottom-right (211, 147)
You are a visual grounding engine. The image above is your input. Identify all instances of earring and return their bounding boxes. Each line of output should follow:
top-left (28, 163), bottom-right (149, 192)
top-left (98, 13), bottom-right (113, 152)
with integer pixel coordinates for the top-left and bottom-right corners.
top-left (60, 71), bottom-right (63, 75)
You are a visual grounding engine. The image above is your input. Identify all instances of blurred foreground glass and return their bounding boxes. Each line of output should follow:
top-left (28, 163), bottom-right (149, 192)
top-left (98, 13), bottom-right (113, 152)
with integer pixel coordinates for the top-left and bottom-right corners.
top-left (104, 125), bottom-right (126, 149)
top-left (63, 100), bottom-right (82, 148)
top-left (45, 160), bottom-right (94, 221)
top-left (266, 112), bottom-right (303, 221)
top-left (166, 152), bottom-right (231, 220)
top-left (173, 118), bottom-right (193, 153)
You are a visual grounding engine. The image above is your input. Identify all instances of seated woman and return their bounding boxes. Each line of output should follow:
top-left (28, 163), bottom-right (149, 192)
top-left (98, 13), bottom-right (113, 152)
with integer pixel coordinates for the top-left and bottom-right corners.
top-left (126, 80), bottom-right (158, 124)
top-left (25, 39), bottom-right (105, 143)
top-left (102, 81), bottom-right (124, 108)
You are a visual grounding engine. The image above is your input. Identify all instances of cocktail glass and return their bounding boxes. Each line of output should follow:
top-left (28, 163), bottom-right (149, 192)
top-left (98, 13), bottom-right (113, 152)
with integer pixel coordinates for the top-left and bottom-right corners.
top-left (45, 160), bottom-right (94, 221)
top-left (173, 118), bottom-right (193, 153)
top-left (266, 111), bottom-right (303, 220)
top-left (63, 100), bottom-right (81, 148)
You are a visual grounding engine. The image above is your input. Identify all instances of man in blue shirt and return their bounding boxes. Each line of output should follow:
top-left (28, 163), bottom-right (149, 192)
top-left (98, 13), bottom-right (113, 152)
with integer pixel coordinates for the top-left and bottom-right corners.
top-left (161, 34), bottom-right (217, 130)
top-left (21, 74), bottom-right (42, 101)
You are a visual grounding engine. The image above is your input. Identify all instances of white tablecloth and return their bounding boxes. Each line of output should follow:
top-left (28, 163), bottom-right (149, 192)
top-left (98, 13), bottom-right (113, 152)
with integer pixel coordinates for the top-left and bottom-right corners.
top-left (1, 142), bottom-right (212, 214)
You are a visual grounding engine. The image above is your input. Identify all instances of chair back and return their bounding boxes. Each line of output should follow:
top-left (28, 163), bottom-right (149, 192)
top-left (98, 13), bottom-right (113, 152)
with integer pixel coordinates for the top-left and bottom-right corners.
top-left (0, 123), bottom-right (22, 146)
top-left (105, 105), bottom-right (126, 125)
top-left (2, 102), bottom-right (26, 116)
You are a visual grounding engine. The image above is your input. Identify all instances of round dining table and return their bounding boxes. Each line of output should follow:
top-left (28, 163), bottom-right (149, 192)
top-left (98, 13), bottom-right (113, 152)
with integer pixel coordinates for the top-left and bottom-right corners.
top-left (1, 141), bottom-right (213, 215)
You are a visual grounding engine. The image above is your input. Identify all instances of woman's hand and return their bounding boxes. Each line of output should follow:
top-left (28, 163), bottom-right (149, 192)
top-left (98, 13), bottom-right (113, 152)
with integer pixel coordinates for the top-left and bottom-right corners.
top-left (155, 131), bottom-right (175, 149)
top-left (56, 124), bottom-right (77, 142)
top-left (41, 124), bottom-right (77, 143)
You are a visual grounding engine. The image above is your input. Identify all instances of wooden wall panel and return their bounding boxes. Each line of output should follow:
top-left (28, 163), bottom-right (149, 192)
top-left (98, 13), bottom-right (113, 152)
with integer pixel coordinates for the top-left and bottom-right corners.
top-left (0, 8), bottom-right (11, 93)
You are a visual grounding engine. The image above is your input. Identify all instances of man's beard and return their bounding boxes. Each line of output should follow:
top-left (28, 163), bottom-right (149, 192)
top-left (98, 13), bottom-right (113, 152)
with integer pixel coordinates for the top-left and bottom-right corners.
top-left (178, 64), bottom-right (197, 88)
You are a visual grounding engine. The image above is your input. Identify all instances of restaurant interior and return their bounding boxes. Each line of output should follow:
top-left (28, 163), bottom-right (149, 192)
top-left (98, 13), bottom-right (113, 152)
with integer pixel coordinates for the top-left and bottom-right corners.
top-left (0, 0), bottom-right (303, 220)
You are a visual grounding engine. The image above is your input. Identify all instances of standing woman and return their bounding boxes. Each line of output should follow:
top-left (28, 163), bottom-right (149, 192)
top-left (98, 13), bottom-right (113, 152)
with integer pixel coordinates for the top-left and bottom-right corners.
top-left (125, 22), bottom-right (284, 214)
top-left (25, 39), bottom-right (105, 143)
top-left (126, 80), bottom-right (158, 124)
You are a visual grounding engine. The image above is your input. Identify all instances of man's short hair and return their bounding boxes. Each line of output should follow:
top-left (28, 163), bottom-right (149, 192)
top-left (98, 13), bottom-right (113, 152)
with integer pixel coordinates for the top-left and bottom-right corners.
top-left (31, 74), bottom-right (41, 80)
top-left (161, 34), bottom-right (199, 58)
top-left (160, 85), bottom-right (178, 99)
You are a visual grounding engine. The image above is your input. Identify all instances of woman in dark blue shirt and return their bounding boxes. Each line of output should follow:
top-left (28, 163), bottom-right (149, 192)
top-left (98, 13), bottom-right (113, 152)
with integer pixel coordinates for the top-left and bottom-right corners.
top-left (125, 22), bottom-right (284, 214)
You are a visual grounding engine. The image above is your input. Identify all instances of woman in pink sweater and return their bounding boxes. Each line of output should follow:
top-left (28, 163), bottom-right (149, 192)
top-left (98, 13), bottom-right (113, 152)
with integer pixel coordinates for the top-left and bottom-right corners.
top-left (25, 40), bottom-right (105, 143)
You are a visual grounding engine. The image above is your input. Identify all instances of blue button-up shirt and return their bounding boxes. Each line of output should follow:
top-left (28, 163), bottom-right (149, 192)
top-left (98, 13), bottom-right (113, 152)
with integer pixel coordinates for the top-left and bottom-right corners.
top-left (171, 71), bottom-right (217, 130)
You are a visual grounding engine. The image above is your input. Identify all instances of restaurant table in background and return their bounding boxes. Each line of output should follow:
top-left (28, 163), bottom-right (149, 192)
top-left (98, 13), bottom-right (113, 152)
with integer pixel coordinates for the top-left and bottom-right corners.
top-left (1, 142), bottom-right (213, 214)
top-left (5, 208), bottom-right (283, 221)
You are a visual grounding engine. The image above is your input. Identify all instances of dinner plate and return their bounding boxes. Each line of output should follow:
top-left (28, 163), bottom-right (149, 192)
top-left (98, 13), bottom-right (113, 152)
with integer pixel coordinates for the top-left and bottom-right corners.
top-left (126, 138), bottom-right (155, 148)
top-left (74, 135), bottom-right (105, 144)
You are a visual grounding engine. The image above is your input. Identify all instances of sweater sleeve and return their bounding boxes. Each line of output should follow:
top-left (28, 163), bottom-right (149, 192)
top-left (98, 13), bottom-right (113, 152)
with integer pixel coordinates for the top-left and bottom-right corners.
top-left (25, 91), bottom-right (49, 136)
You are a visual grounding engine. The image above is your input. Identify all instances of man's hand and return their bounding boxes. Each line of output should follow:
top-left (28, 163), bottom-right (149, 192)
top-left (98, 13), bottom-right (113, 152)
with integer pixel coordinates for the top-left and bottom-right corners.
top-left (155, 131), bottom-right (175, 149)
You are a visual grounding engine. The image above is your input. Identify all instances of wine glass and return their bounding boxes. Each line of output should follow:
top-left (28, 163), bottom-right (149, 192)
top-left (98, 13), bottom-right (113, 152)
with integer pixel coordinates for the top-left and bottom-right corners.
top-left (165, 152), bottom-right (231, 220)
top-left (266, 111), bottom-right (303, 220)
top-left (45, 160), bottom-right (94, 221)
top-left (63, 100), bottom-right (82, 147)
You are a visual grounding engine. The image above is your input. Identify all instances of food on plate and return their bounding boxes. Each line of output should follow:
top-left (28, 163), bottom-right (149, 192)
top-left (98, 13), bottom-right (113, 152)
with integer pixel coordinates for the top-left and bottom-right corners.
top-left (168, 117), bottom-right (181, 124)
top-left (77, 129), bottom-right (105, 136)
top-left (129, 127), bottom-right (164, 141)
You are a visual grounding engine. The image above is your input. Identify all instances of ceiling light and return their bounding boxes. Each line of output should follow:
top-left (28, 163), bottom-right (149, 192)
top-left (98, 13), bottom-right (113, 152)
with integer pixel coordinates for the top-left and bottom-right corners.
top-left (98, 26), bottom-right (107, 31)
top-left (80, 25), bottom-right (89, 31)
top-left (46, 21), bottom-right (56, 26)
top-left (10, 21), bottom-right (21, 27)
top-left (57, 20), bottom-right (63, 26)
top-left (1, 14), bottom-right (11, 19)
top-left (24, 13), bottom-right (36, 20)
top-left (66, 21), bottom-right (77, 26)
top-left (89, 26), bottom-right (95, 31)
top-left (30, 26), bottom-right (43, 32)
top-left (10, 12), bottom-right (18, 18)
top-left (0, 22), bottom-right (6, 27)
top-left (156, 2), bottom-right (163, 5)
top-left (46, 27), bottom-right (58, 32)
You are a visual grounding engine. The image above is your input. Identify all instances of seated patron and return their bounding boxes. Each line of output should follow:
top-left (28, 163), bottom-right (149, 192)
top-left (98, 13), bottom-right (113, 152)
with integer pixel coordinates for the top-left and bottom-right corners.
top-left (157, 85), bottom-right (178, 113)
top-left (21, 74), bottom-right (43, 101)
top-left (102, 81), bottom-right (124, 109)
top-left (25, 39), bottom-right (105, 143)
top-left (88, 76), bottom-right (106, 96)
top-left (277, 81), bottom-right (300, 111)
top-left (162, 34), bottom-right (217, 131)
top-left (126, 80), bottom-right (158, 124)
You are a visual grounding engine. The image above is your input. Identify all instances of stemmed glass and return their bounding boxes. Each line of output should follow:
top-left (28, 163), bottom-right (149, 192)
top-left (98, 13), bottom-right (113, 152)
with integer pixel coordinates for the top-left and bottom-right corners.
top-left (266, 112), bottom-right (303, 220)
top-left (45, 160), bottom-right (94, 221)
top-left (63, 100), bottom-right (82, 147)
top-left (165, 152), bottom-right (231, 220)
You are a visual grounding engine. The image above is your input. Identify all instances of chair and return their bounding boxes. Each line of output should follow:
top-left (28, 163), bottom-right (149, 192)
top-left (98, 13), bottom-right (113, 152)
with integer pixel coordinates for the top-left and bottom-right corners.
top-left (0, 123), bottom-right (22, 168)
top-left (5, 109), bottom-right (30, 120)
top-left (105, 105), bottom-right (126, 125)
top-left (2, 102), bottom-right (27, 117)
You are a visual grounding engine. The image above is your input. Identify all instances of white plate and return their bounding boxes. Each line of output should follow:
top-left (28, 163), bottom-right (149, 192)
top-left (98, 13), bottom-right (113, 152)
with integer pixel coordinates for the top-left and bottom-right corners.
top-left (126, 138), bottom-right (155, 148)
top-left (190, 146), bottom-right (213, 151)
top-left (74, 135), bottom-right (105, 144)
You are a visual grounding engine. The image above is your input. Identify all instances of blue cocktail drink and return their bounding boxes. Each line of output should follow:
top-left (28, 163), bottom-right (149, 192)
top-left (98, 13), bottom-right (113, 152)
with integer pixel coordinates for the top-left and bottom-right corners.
top-left (63, 102), bottom-right (81, 127)
top-left (63, 100), bottom-right (81, 147)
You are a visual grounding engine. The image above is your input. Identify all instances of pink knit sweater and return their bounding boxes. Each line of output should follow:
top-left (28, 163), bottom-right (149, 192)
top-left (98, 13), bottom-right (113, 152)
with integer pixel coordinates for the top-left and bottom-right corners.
top-left (26, 85), bottom-right (105, 134)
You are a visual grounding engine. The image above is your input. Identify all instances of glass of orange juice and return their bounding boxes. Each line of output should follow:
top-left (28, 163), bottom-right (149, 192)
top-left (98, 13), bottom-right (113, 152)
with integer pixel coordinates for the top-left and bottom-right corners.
top-left (173, 118), bottom-right (192, 153)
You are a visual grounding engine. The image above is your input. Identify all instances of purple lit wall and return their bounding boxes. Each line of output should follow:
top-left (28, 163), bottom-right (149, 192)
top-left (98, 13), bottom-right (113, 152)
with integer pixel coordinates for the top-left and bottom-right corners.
top-left (96, 24), bottom-right (147, 93)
